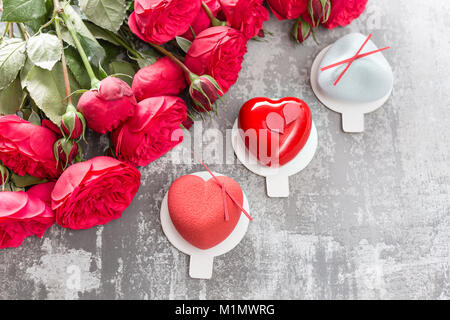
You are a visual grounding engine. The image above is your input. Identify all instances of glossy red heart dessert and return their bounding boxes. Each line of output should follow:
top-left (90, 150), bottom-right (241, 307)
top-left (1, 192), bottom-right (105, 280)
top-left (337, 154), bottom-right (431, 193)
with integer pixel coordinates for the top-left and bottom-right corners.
top-left (238, 97), bottom-right (312, 167)
top-left (168, 175), bottom-right (243, 250)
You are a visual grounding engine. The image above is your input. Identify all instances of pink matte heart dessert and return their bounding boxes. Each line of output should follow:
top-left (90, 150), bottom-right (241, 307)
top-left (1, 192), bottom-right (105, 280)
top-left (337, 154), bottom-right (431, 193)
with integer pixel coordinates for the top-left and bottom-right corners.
top-left (168, 174), bottom-right (244, 250)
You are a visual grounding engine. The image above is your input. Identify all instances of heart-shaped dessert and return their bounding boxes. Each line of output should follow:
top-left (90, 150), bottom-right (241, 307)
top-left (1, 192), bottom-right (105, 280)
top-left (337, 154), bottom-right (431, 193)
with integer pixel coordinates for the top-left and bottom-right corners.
top-left (238, 97), bottom-right (312, 167)
top-left (318, 33), bottom-right (393, 104)
top-left (168, 175), bottom-right (244, 250)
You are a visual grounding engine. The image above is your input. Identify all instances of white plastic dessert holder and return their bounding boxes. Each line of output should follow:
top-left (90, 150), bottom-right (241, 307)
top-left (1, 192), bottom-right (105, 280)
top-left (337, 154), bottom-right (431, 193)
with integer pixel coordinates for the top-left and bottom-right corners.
top-left (311, 45), bottom-right (393, 133)
top-left (231, 119), bottom-right (318, 198)
top-left (160, 171), bottom-right (250, 280)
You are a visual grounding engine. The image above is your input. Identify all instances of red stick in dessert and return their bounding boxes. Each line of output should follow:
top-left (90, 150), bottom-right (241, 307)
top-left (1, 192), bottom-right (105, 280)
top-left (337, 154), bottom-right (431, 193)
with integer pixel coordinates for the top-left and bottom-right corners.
top-left (192, 153), bottom-right (252, 221)
top-left (332, 33), bottom-right (372, 86)
top-left (320, 46), bottom-right (391, 72)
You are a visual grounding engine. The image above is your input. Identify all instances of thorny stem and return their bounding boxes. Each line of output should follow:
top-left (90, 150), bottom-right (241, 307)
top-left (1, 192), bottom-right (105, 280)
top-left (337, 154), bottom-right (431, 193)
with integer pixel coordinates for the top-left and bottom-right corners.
top-left (38, 11), bottom-right (58, 34)
top-left (54, 16), bottom-right (72, 104)
top-left (18, 23), bottom-right (30, 40)
top-left (61, 12), bottom-right (99, 88)
top-left (8, 24), bottom-right (13, 38)
top-left (18, 92), bottom-right (28, 111)
top-left (1, 22), bottom-right (10, 40)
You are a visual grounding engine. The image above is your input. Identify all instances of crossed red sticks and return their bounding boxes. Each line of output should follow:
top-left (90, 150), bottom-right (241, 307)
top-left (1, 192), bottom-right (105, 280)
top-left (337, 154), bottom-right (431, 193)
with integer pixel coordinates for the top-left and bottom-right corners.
top-left (192, 152), bottom-right (252, 222)
top-left (320, 33), bottom-right (390, 86)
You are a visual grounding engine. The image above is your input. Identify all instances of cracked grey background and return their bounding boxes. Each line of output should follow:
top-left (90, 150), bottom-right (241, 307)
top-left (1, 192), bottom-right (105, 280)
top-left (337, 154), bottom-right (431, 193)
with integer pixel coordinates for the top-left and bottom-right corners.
top-left (1, 0), bottom-right (449, 300)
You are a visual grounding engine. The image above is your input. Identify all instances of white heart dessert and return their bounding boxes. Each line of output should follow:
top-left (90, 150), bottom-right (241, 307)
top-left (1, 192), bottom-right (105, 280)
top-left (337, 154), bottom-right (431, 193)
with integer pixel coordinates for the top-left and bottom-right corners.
top-left (317, 33), bottom-right (393, 104)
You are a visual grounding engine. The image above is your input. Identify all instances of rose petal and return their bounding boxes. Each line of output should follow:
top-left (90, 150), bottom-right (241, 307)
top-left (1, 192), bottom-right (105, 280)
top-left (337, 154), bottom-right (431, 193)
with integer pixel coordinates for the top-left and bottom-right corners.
top-left (0, 192), bottom-right (28, 218)
top-left (52, 161), bottom-right (92, 202)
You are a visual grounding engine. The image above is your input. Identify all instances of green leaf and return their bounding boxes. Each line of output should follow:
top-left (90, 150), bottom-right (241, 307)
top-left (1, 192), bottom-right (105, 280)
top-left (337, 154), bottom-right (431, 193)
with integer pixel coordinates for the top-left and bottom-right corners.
top-left (27, 33), bottom-right (62, 70)
top-left (19, 58), bottom-right (34, 89)
top-left (98, 63), bottom-right (108, 80)
top-left (0, 77), bottom-right (23, 115)
top-left (109, 60), bottom-right (135, 86)
top-left (11, 173), bottom-right (47, 188)
top-left (25, 62), bottom-right (79, 124)
top-left (77, 32), bottom-right (106, 66)
top-left (100, 40), bottom-right (121, 66)
top-left (84, 21), bottom-right (120, 46)
top-left (64, 47), bottom-right (91, 89)
top-left (60, 4), bottom-right (106, 66)
top-left (175, 36), bottom-right (192, 54)
top-left (79, 0), bottom-right (127, 33)
top-left (0, 39), bottom-right (27, 90)
top-left (1, 0), bottom-right (47, 22)
top-left (27, 109), bottom-right (41, 125)
top-left (135, 49), bottom-right (159, 68)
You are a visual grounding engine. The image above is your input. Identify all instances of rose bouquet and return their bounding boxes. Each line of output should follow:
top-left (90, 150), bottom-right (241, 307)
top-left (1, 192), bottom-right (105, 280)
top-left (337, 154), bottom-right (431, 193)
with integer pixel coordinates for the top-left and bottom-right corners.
top-left (0, 0), bottom-right (367, 249)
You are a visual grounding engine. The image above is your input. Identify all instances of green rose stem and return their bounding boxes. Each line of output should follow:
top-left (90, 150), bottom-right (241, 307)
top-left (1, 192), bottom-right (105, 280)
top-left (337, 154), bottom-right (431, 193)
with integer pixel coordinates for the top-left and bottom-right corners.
top-left (60, 13), bottom-right (100, 89)
top-left (201, 1), bottom-right (226, 27)
top-left (17, 23), bottom-right (29, 41)
top-left (189, 26), bottom-right (196, 39)
top-left (54, 17), bottom-right (72, 104)
top-left (0, 23), bottom-right (11, 41)
top-left (148, 43), bottom-right (195, 80)
top-left (105, 30), bottom-right (144, 60)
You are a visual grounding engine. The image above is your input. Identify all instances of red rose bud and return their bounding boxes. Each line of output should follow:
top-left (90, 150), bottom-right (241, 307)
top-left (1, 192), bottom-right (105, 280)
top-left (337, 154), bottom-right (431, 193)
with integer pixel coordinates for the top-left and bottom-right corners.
top-left (189, 74), bottom-right (223, 112)
top-left (61, 104), bottom-right (86, 140)
top-left (54, 138), bottom-right (79, 170)
top-left (77, 76), bottom-right (137, 134)
top-left (292, 17), bottom-right (312, 43)
top-left (182, 117), bottom-right (194, 130)
top-left (306, 0), bottom-right (331, 27)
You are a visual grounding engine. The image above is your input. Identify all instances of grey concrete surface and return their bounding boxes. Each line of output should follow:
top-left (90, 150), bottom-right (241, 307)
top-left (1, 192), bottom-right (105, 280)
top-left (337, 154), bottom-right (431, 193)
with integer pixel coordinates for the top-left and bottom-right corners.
top-left (1, 0), bottom-right (449, 300)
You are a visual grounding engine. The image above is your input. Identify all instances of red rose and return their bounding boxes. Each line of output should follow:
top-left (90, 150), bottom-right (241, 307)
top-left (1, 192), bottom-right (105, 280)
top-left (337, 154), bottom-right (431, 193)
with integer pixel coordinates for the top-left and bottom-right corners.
top-left (129, 0), bottom-right (202, 44)
top-left (51, 156), bottom-right (141, 230)
top-left (54, 138), bottom-right (79, 170)
top-left (189, 74), bottom-right (223, 112)
top-left (0, 115), bottom-right (61, 179)
top-left (112, 96), bottom-right (187, 167)
top-left (181, 0), bottom-right (221, 41)
top-left (61, 104), bottom-right (86, 140)
top-left (302, 0), bottom-right (331, 27)
top-left (77, 77), bottom-right (137, 134)
top-left (184, 26), bottom-right (247, 94)
top-left (220, 0), bottom-right (269, 40)
top-left (292, 17), bottom-right (312, 43)
top-left (323, 0), bottom-right (368, 29)
top-left (267, 0), bottom-right (308, 20)
top-left (132, 57), bottom-right (187, 102)
top-left (0, 182), bottom-right (55, 249)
